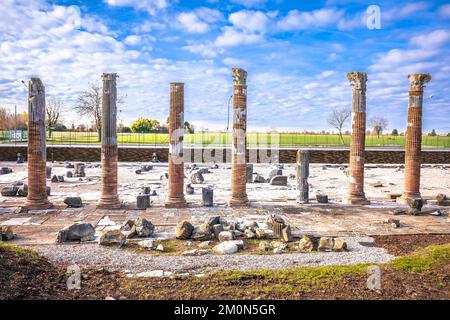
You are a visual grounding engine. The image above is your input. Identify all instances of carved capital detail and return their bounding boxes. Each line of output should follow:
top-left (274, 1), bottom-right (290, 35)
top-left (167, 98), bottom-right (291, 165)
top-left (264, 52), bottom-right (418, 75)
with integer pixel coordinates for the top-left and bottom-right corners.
top-left (232, 68), bottom-right (247, 85)
top-left (408, 73), bottom-right (431, 91)
top-left (347, 72), bottom-right (367, 91)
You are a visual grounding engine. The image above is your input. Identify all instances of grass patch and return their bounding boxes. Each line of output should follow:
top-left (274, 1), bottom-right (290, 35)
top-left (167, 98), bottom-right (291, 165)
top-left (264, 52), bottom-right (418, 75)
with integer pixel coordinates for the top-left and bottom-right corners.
top-left (389, 243), bottom-right (450, 273)
top-left (0, 241), bottom-right (40, 262)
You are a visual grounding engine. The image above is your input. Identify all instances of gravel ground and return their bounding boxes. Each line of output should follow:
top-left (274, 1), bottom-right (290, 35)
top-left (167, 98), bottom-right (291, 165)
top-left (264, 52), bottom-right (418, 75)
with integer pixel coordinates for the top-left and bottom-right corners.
top-left (24, 236), bottom-right (394, 275)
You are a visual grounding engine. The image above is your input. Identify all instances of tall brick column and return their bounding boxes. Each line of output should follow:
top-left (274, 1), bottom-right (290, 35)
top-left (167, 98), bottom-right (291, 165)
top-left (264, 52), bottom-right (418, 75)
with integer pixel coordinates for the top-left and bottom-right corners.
top-left (228, 68), bottom-right (249, 206)
top-left (97, 73), bottom-right (121, 209)
top-left (24, 78), bottom-right (52, 209)
top-left (399, 73), bottom-right (431, 203)
top-left (345, 72), bottom-right (369, 205)
top-left (165, 82), bottom-right (187, 208)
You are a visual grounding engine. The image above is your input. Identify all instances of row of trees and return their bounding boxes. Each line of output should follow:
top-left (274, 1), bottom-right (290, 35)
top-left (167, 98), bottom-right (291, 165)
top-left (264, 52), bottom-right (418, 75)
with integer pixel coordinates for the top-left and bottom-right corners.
top-left (327, 108), bottom-right (391, 144)
top-left (1, 85), bottom-right (446, 141)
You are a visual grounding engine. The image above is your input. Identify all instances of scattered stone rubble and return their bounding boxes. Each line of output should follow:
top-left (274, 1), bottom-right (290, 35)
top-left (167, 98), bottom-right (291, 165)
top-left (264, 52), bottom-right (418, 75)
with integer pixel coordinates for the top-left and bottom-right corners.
top-left (0, 226), bottom-right (15, 241)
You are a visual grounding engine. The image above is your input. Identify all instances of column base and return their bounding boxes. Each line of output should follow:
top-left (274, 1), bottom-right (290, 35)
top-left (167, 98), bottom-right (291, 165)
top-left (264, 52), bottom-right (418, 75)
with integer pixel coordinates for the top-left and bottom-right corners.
top-left (165, 197), bottom-right (187, 208)
top-left (23, 199), bottom-right (53, 210)
top-left (97, 197), bottom-right (122, 210)
top-left (228, 195), bottom-right (249, 207)
top-left (344, 196), bottom-right (370, 205)
top-left (397, 193), bottom-right (422, 204)
top-left (296, 197), bottom-right (309, 204)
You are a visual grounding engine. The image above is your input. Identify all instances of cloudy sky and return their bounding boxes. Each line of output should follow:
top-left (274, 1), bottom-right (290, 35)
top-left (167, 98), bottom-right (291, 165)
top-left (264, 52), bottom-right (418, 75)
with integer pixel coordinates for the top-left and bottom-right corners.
top-left (1, 0), bottom-right (449, 133)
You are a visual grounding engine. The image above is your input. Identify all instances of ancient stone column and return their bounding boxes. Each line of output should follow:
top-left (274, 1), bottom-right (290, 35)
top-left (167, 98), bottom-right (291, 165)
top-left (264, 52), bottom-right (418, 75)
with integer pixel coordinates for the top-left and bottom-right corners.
top-left (296, 150), bottom-right (309, 204)
top-left (165, 82), bottom-right (187, 208)
top-left (399, 73), bottom-right (431, 203)
top-left (24, 78), bottom-right (52, 209)
top-left (97, 73), bottom-right (121, 209)
top-left (228, 68), bottom-right (249, 206)
top-left (345, 72), bottom-right (369, 205)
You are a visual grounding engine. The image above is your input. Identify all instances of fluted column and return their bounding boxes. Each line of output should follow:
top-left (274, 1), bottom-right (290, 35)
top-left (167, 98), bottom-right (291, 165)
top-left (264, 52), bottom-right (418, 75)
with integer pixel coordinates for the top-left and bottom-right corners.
top-left (296, 150), bottom-right (309, 204)
top-left (345, 72), bottom-right (369, 205)
top-left (399, 73), bottom-right (431, 203)
top-left (97, 73), bottom-right (121, 209)
top-left (228, 68), bottom-right (249, 206)
top-left (24, 78), bottom-right (52, 209)
top-left (165, 82), bottom-right (187, 208)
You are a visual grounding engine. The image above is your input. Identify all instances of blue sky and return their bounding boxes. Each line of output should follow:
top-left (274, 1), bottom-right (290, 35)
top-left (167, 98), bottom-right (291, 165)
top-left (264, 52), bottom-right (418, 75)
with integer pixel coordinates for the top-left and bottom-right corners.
top-left (1, 0), bottom-right (449, 133)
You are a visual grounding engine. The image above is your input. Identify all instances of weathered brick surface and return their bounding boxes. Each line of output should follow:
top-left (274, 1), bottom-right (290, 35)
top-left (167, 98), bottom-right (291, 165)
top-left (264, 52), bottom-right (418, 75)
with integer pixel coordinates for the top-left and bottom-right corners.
top-left (346, 72), bottom-right (369, 204)
top-left (24, 78), bottom-right (52, 210)
top-left (229, 68), bottom-right (249, 206)
top-left (97, 73), bottom-right (121, 209)
top-left (401, 73), bottom-right (432, 202)
top-left (165, 83), bottom-right (187, 208)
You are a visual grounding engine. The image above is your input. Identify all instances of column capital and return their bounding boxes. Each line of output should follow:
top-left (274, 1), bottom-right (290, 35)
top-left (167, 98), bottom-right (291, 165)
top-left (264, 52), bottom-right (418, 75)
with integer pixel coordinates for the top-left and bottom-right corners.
top-left (408, 73), bottom-right (431, 91)
top-left (347, 72), bottom-right (367, 90)
top-left (232, 67), bottom-right (247, 85)
top-left (102, 73), bottom-right (118, 81)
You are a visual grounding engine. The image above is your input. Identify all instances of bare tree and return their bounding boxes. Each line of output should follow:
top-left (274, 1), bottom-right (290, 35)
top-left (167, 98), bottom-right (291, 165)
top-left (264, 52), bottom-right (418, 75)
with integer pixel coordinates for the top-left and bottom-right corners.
top-left (327, 107), bottom-right (352, 144)
top-left (0, 107), bottom-right (14, 130)
top-left (369, 116), bottom-right (388, 138)
top-left (46, 98), bottom-right (64, 138)
top-left (75, 82), bottom-right (124, 142)
top-left (75, 83), bottom-right (103, 141)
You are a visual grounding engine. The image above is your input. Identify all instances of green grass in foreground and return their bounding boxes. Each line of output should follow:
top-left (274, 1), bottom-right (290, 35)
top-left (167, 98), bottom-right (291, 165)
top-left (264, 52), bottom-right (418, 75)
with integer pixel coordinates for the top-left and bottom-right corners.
top-left (5, 131), bottom-right (447, 147)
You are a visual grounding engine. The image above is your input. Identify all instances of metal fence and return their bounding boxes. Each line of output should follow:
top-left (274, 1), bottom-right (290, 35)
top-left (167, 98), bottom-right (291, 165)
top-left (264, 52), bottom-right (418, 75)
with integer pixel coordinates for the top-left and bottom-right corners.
top-left (0, 130), bottom-right (449, 148)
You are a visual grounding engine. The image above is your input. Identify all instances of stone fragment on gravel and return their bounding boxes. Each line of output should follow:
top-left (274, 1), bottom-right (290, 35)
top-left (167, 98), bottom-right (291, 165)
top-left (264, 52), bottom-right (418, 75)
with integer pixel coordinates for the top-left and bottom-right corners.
top-left (298, 235), bottom-right (315, 252)
top-left (190, 171), bottom-right (204, 184)
top-left (191, 223), bottom-right (212, 241)
top-left (202, 186), bottom-right (213, 207)
top-left (136, 194), bottom-right (150, 209)
top-left (56, 223), bottom-right (95, 243)
top-left (281, 225), bottom-right (293, 242)
top-left (316, 194), bottom-right (329, 203)
top-left (218, 231), bottom-right (234, 242)
top-left (213, 241), bottom-right (239, 255)
top-left (1, 186), bottom-right (18, 197)
top-left (407, 198), bottom-right (423, 215)
top-left (64, 196), bottom-right (83, 208)
top-left (1, 226), bottom-right (15, 241)
top-left (318, 237), bottom-right (334, 251)
top-left (137, 239), bottom-right (156, 250)
top-left (186, 184), bottom-right (194, 195)
top-left (270, 175), bottom-right (288, 186)
top-left (98, 227), bottom-right (126, 246)
top-left (253, 174), bottom-right (266, 183)
top-left (267, 168), bottom-right (282, 181)
top-left (175, 220), bottom-right (194, 240)
top-left (384, 218), bottom-right (401, 228)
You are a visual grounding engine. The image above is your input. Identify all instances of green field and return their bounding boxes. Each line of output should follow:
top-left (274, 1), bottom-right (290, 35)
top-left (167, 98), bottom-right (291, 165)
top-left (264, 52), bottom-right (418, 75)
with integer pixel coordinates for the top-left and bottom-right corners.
top-left (1, 131), bottom-right (449, 148)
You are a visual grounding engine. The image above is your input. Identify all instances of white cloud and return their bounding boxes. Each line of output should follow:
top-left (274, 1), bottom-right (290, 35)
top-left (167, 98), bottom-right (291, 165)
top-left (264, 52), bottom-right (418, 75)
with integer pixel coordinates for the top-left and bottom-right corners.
top-left (410, 29), bottom-right (450, 49)
top-left (183, 42), bottom-right (220, 58)
top-left (124, 35), bottom-right (141, 45)
top-left (277, 8), bottom-right (344, 31)
top-left (177, 12), bottom-right (210, 34)
top-left (176, 7), bottom-right (223, 34)
top-left (104, 0), bottom-right (168, 15)
top-left (215, 26), bottom-right (264, 47)
top-left (229, 10), bottom-right (270, 33)
top-left (383, 2), bottom-right (430, 22)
